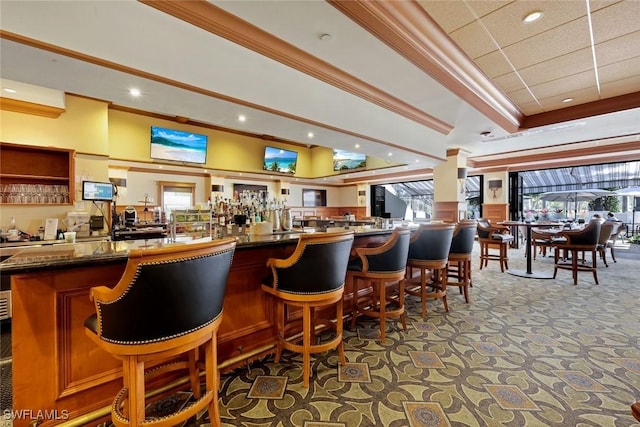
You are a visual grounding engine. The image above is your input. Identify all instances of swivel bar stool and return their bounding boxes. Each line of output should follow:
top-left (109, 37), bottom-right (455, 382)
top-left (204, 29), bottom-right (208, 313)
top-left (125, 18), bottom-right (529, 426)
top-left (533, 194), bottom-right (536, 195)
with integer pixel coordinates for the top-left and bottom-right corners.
top-left (84, 238), bottom-right (237, 427)
top-left (348, 228), bottom-right (411, 343)
top-left (405, 223), bottom-right (455, 318)
top-left (447, 220), bottom-right (477, 303)
top-left (262, 231), bottom-right (354, 387)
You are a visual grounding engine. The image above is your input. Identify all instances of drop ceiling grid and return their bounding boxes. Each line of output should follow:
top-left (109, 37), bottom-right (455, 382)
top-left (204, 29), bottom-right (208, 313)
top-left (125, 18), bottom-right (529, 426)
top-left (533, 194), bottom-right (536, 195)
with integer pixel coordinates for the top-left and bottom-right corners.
top-left (590, 0), bottom-right (640, 44)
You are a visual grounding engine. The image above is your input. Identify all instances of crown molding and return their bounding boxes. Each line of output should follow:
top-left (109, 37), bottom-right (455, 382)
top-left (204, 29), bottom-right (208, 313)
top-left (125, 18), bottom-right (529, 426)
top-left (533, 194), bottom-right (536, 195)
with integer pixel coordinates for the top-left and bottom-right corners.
top-left (0, 97), bottom-right (64, 118)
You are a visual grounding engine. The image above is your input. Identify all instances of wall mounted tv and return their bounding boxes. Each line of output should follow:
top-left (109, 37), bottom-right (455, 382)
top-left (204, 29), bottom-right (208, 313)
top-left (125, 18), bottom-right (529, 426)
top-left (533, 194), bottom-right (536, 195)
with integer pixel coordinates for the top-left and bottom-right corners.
top-left (263, 146), bottom-right (297, 174)
top-left (150, 126), bottom-right (208, 165)
top-left (333, 149), bottom-right (366, 171)
top-left (82, 181), bottom-right (114, 202)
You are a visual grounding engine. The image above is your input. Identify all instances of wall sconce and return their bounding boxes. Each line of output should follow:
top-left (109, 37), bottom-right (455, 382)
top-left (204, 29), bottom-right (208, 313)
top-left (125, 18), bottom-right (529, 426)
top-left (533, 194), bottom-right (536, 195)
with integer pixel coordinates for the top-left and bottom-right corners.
top-left (281, 188), bottom-right (290, 196)
top-left (358, 190), bottom-right (366, 204)
top-left (488, 179), bottom-right (502, 198)
top-left (211, 184), bottom-right (224, 193)
top-left (457, 167), bottom-right (467, 194)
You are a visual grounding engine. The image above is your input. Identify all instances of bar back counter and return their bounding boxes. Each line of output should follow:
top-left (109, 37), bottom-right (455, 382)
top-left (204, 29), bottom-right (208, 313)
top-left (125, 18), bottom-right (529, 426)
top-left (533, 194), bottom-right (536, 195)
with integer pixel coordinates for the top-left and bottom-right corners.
top-left (1, 229), bottom-right (393, 426)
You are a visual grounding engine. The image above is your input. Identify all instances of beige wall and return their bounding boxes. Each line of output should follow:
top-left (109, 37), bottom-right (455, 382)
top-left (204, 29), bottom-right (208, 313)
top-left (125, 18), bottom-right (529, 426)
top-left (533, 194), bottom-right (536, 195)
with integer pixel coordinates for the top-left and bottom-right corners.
top-left (1, 94), bottom-right (362, 234)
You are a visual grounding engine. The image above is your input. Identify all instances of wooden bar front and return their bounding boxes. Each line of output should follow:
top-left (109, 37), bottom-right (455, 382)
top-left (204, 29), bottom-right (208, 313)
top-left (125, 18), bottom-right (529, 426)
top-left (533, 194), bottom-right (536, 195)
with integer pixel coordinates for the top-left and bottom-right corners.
top-left (8, 232), bottom-right (390, 426)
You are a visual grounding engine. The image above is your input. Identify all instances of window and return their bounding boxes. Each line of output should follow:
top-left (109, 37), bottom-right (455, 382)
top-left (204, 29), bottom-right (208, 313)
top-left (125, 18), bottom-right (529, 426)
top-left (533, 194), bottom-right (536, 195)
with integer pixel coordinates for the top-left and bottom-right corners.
top-left (160, 182), bottom-right (195, 215)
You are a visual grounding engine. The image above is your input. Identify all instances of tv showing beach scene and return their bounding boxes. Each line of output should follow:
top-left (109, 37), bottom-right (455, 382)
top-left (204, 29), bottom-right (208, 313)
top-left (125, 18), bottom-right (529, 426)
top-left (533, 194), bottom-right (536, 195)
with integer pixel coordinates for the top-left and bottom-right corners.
top-left (263, 146), bottom-right (297, 174)
top-left (333, 149), bottom-right (366, 171)
top-left (150, 126), bottom-right (208, 164)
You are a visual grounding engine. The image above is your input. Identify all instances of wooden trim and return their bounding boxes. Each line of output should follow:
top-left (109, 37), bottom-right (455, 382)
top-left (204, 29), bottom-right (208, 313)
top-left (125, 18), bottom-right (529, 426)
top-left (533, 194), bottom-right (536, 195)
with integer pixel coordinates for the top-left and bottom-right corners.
top-left (328, 0), bottom-right (521, 133)
top-left (0, 97), bottom-right (65, 118)
top-left (522, 92), bottom-right (640, 129)
top-left (482, 204), bottom-right (509, 223)
top-left (139, 0), bottom-right (452, 136)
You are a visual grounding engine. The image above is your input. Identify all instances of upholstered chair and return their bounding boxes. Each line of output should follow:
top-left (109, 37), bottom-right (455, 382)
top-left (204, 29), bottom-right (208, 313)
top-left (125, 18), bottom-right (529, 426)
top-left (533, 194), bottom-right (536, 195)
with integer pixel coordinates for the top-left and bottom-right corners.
top-left (348, 227), bottom-right (411, 343)
top-left (605, 221), bottom-right (625, 263)
top-left (447, 220), bottom-right (477, 303)
top-left (477, 218), bottom-right (514, 272)
top-left (595, 221), bottom-right (615, 267)
top-left (261, 231), bottom-right (354, 387)
top-left (405, 223), bottom-right (455, 318)
top-left (84, 238), bottom-right (237, 427)
top-left (552, 218), bottom-right (602, 285)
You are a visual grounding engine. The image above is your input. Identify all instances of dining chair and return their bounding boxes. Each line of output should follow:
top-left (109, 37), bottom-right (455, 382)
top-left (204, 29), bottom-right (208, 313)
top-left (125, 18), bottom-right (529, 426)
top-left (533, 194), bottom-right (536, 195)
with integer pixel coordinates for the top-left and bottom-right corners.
top-left (605, 221), bottom-right (625, 263)
top-left (595, 221), bottom-right (615, 267)
top-left (477, 218), bottom-right (514, 272)
top-left (552, 218), bottom-right (602, 285)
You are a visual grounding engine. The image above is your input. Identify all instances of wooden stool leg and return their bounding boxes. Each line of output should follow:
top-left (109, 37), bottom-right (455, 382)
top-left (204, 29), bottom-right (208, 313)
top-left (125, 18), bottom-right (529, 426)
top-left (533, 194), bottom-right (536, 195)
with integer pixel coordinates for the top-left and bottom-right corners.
top-left (420, 268), bottom-right (427, 319)
top-left (399, 278), bottom-right (407, 331)
top-left (350, 277), bottom-right (359, 330)
top-left (336, 298), bottom-right (346, 366)
top-left (275, 301), bottom-right (284, 363)
top-left (189, 348), bottom-right (201, 399)
top-left (303, 304), bottom-right (311, 387)
top-left (378, 280), bottom-right (386, 343)
top-left (124, 356), bottom-right (145, 427)
top-left (440, 269), bottom-right (449, 312)
top-left (206, 333), bottom-right (221, 427)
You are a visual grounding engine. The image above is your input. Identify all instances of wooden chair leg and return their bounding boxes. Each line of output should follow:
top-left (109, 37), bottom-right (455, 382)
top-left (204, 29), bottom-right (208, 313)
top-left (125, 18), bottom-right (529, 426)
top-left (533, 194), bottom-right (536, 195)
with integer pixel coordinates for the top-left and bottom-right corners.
top-left (398, 279), bottom-right (407, 331)
top-left (125, 356), bottom-right (145, 427)
top-left (420, 268), bottom-right (427, 319)
top-left (378, 280), bottom-right (386, 343)
top-left (350, 277), bottom-right (359, 330)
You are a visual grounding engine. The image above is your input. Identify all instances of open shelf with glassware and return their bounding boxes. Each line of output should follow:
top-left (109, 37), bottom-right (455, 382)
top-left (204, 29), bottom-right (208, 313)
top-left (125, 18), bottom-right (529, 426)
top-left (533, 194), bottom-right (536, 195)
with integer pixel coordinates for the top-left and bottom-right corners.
top-left (0, 142), bottom-right (74, 205)
top-left (169, 209), bottom-right (213, 241)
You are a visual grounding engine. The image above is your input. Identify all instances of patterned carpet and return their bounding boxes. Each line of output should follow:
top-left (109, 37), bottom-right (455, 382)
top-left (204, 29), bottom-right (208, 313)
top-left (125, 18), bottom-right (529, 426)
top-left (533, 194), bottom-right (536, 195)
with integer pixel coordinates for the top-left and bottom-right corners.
top-left (3, 242), bottom-right (640, 427)
top-left (183, 242), bottom-right (640, 427)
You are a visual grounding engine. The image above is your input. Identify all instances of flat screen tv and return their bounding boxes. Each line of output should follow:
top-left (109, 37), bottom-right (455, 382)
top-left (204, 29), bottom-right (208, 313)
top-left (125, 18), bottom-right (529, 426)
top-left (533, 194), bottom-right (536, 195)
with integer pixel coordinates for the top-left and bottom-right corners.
top-left (82, 181), bottom-right (114, 202)
top-left (333, 149), bottom-right (366, 171)
top-left (263, 146), bottom-right (297, 174)
top-left (150, 126), bottom-right (208, 164)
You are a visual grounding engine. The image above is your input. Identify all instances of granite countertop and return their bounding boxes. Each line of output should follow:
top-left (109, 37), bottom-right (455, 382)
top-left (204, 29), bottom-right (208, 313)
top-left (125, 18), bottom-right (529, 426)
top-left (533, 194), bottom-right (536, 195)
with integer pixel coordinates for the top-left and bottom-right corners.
top-left (0, 228), bottom-right (395, 274)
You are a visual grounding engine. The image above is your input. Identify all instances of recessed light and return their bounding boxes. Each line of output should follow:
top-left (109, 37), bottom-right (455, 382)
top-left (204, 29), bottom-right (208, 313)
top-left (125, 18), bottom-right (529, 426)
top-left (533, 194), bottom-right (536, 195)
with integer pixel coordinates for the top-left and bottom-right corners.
top-left (523, 11), bottom-right (543, 23)
top-left (387, 152), bottom-right (393, 156)
top-left (355, 144), bottom-right (360, 149)
top-left (129, 88), bottom-right (141, 97)
top-left (3, 88), bottom-right (17, 94)
top-left (238, 115), bottom-right (246, 122)
top-left (320, 33), bottom-right (332, 41)
top-left (562, 97), bottom-right (573, 103)
top-left (307, 132), bottom-right (314, 138)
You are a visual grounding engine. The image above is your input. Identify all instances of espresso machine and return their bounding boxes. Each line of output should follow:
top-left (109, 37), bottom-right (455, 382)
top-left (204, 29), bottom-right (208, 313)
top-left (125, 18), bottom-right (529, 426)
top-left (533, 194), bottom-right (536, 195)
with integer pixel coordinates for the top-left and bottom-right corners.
top-left (123, 206), bottom-right (138, 227)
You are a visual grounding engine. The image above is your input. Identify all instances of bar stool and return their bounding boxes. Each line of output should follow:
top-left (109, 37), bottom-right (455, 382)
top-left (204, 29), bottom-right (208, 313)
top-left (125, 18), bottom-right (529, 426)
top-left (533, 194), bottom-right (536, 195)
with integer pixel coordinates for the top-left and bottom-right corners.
top-left (348, 228), bottom-right (411, 343)
top-left (84, 238), bottom-right (236, 427)
top-left (261, 231), bottom-right (354, 387)
top-left (405, 223), bottom-right (455, 318)
top-left (447, 220), bottom-right (477, 303)
top-left (477, 218), bottom-right (514, 272)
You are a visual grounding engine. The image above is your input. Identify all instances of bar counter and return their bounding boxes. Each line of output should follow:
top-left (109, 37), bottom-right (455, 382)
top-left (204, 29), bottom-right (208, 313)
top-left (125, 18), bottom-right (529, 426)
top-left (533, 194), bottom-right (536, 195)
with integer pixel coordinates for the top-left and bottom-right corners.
top-left (1, 229), bottom-right (394, 426)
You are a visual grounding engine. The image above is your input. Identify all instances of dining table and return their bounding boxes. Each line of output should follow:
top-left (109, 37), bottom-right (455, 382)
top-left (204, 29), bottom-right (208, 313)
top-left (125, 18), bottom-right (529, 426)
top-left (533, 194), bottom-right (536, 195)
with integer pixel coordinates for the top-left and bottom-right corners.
top-left (499, 221), bottom-right (564, 279)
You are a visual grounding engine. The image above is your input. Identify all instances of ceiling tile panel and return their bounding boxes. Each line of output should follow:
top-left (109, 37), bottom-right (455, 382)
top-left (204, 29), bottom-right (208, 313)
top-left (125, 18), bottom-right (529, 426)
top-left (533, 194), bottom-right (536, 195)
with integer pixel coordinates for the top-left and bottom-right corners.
top-left (517, 49), bottom-right (594, 87)
top-left (537, 87), bottom-right (601, 111)
top-left (518, 101), bottom-right (545, 115)
top-left (600, 75), bottom-right (640, 98)
top-left (501, 17), bottom-right (592, 69)
top-left (598, 56), bottom-right (640, 83)
top-left (492, 72), bottom-right (528, 93)
top-left (590, 1), bottom-right (640, 44)
top-left (477, 1), bottom-right (588, 47)
top-left (529, 70), bottom-right (597, 100)
top-left (449, 21), bottom-right (502, 59)
top-left (417, 1), bottom-right (480, 32)
top-left (473, 50), bottom-right (515, 78)
top-left (595, 32), bottom-right (640, 65)
top-left (505, 87), bottom-right (540, 106)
